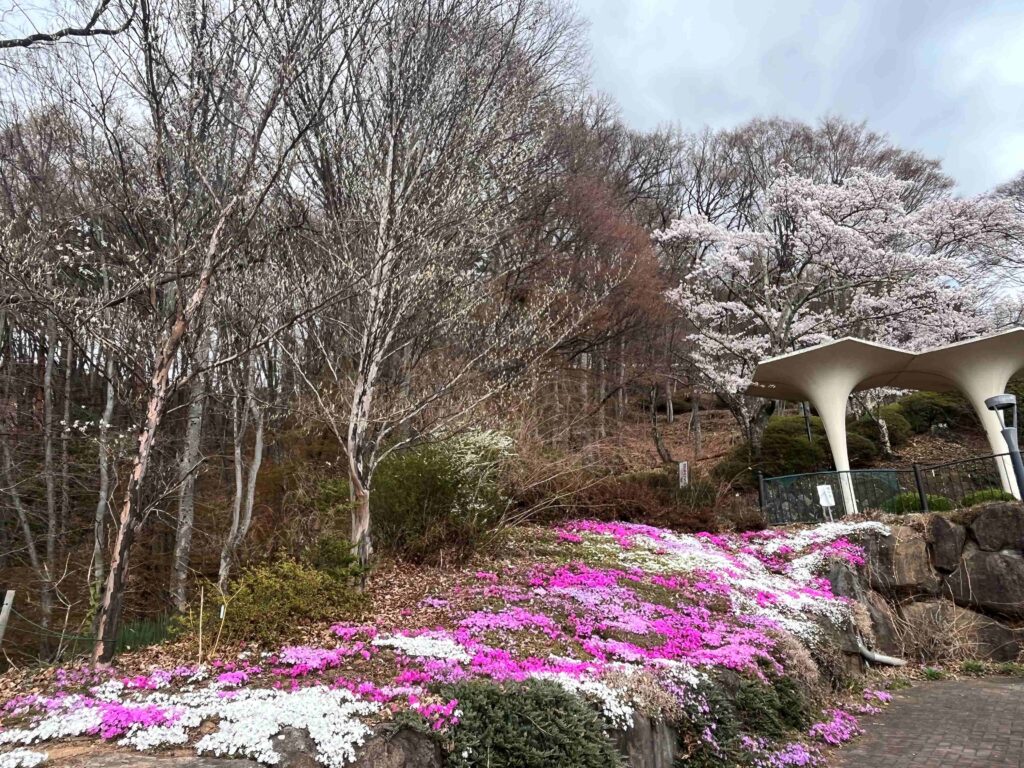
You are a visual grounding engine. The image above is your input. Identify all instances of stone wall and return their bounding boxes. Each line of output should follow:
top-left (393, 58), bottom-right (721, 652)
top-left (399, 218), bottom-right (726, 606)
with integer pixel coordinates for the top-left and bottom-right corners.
top-left (53, 717), bottom-right (681, 768)
top-left (831, 501), bottom-right (1024, 663)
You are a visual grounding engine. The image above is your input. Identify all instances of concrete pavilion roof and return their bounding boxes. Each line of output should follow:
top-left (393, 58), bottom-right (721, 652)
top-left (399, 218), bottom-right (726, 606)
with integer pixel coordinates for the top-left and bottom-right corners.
top-left (746, 328), bottom-right (1024, 403)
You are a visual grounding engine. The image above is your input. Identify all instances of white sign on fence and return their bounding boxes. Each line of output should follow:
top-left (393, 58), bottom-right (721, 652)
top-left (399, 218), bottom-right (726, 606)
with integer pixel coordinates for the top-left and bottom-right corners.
top-left (817, 484), bottom-right (836, 522)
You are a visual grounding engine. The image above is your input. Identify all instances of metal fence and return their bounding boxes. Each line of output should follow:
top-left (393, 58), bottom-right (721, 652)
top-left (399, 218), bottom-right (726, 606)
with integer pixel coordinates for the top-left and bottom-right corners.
top-left (760, 453), bottom-right (1015, 525)
top-left (918, 454), bottom-right (1015, 506)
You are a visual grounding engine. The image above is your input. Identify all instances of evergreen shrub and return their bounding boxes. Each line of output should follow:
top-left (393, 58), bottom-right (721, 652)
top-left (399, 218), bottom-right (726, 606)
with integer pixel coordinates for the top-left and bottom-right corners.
top-left (371, 431), bottom-right (511, 565)
top-left (961, 488), bottom-right (1016, 507)
top-left (882, 492), bottom-right (953, 515)
top-left (218, 558), bottom-right (365, 645)
top-left (444, 679), bottom-right (622, 768)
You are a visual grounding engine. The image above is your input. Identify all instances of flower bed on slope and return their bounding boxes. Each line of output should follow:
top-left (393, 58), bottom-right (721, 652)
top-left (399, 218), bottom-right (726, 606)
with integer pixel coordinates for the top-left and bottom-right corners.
top-left (0, 520), bottom-right (893, 768)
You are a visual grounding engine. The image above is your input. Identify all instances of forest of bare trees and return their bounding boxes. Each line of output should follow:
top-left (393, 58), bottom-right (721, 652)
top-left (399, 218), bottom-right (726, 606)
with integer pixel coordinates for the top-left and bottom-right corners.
top-left (1, 0), bottom-right (1022, 664)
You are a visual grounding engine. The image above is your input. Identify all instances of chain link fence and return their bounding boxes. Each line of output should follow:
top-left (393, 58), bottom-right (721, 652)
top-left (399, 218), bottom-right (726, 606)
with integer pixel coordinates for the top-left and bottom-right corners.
top-left (760, 453), bottom-right (1015, 525)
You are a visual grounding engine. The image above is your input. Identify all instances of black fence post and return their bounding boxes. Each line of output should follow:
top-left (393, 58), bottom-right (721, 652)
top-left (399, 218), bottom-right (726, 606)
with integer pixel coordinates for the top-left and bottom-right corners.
top-left (912, 462), bottom-right (929, 512)
top-left (757, 471), bottom-right (766, 516)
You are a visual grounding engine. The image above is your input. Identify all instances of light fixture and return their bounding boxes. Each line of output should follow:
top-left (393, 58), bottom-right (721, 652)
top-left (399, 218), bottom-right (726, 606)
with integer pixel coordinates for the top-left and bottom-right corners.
top-left (985, 394), bottom-right (1024, 499)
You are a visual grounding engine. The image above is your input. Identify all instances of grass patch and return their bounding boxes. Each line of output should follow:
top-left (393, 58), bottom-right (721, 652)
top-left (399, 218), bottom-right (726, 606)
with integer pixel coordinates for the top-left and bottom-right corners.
top-left (960, 660), bottom-right (986, 677)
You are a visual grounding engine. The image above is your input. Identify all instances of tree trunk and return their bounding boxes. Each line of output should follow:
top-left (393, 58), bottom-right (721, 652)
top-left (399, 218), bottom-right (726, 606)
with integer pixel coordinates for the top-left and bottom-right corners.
top-left (40, 317), bottom-right (59, 656)
top-left (347, 322), bottom-right (385, 572)
top-left (91, 349), bottom-right (115, 604)
top-left (747, 406), bottom-right (770, 460)
top-left (616, 339), bottom-right (626, 419)
top-left (691, 391), bottom-right (702, 460)
top-left (92, 310), bottom-right (199, 662)
top-left (351, 484), bottom-right (371, 575)
top-left (878, 418), bottom-right (892, 457)
top-left (171, 382), bottom-right (205, 610)
top-left (802, 401), bottom-right (814, 444)
top-left (92, 212), bottom-right (226, 662)
top-left (171, 332), bottom-right (212, 611)
top-left (60, 342), bottom-right (73, 539)
top-left (650, 385), bottom-right (673, 463)
top-left (217, 391), bottom-right (264, 591)
top-left (2, 439), bottom-right (44, 579)
top-left (91, 254), bottom-right (115, 604)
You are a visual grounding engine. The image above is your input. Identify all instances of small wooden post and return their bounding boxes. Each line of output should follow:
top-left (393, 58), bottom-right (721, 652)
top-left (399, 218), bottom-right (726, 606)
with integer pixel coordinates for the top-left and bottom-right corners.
top-left (197, 586), bottom-right (204, 664)
top-left (0, 590), bottom-right (15, 649)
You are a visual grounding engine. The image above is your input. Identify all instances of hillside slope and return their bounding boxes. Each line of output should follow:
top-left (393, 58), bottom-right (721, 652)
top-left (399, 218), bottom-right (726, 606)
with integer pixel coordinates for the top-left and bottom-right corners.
top-left (0, 519), bottom-right (894, 768)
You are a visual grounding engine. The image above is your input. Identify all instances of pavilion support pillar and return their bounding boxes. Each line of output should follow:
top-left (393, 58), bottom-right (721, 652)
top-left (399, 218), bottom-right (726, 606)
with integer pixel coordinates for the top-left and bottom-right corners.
top-left (949, 374), bottom-right (1021, 500)
top-left (806, 388), bottom-right (856, 517)
top-left (801, 367), bottom-right (866, 517)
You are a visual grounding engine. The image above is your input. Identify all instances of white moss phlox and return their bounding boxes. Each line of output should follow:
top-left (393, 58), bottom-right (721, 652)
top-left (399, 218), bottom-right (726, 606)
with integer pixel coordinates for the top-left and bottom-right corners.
top-left (372, 633), bottom-right (472, 662)
top-left (0, 750), bottom-right (48, 768)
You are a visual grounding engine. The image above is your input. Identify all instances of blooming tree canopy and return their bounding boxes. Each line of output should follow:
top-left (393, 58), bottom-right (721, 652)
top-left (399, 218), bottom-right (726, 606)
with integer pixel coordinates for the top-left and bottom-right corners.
top-left (654, 168), bottom-right (1023, 450)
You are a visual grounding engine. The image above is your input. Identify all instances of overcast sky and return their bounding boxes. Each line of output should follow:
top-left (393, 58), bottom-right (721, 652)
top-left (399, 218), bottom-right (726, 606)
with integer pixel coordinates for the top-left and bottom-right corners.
top-left (576, 0), bottom-right (1024, 195)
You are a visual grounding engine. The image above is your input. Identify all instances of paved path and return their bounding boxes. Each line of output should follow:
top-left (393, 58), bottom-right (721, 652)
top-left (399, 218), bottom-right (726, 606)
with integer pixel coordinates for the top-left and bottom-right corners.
top-left (834, 677), bottom-right (1024, 767)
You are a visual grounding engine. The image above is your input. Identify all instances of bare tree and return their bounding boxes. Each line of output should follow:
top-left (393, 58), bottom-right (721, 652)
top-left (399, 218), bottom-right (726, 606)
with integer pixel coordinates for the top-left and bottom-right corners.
top-left (283, 0), bottom-right (624, 569)
top-left (0, 0), bottom-right (367, 661)
top-left (0, 0), bottom-right (134, 50)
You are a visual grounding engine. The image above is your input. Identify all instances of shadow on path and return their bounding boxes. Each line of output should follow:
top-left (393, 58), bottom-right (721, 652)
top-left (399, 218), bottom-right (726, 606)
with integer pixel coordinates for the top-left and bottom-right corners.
top-left (834, 677), bottom-right (1024, 767)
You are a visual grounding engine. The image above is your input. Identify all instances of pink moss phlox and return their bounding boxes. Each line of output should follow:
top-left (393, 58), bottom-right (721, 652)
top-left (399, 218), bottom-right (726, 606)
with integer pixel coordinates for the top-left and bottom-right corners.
top-left (216, 670), bottom-right (250, 687)
top-left (808, 709), bottom-right (862, 745)
top-left (743, 736), bottom-right (822, 767)
top-left (862, 688), bottom-right (892, 703)
top-left (459, 608), bottom-right (563, 639)
top-left (330, 624), bottom-right (378, 641)
top-left (0, 519), bottom-right (882, 757)
top-left (275, 644), bottom-right (373, 677)
top-left (815, 538), bottom-right (867, 567)
top-left (555, 530), bottom-right (584, 543)
top-left (86, 701), bottom-right (182, 740)
top-left (411, 697), bottom-right (460, 731)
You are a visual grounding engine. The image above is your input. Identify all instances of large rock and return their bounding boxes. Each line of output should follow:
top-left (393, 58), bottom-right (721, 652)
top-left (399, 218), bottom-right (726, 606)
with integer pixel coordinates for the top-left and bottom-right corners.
top-left (925, 514), bottom-right (967, 573)
top-left (614, 713), bottom-right (678, 768)
top-left (862, 590), bottom-right (901, 657)
top-left (865, 525), bottom-right (940, 597)
top-left (945, 544), bottom-right (1024, 619)
top-left (825, 561), bottom-right (902, 657)
top-left (272, 728), bottom-right (319, 768)
top-left (827, 560), bottom-right (866, 601)
top-left (970, 502), bottom-right (1024, 552)
top-left (50, 755), bottom-right (257, 767)
top-left (350, 728), bottom-right (444, 768)
top-left (900, 600), bottom-right (1023, 662)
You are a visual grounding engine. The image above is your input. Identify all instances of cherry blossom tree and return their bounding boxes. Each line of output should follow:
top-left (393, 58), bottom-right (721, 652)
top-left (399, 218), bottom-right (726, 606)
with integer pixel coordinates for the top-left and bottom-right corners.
top-left (655, 168), bottom-right (1023, 454)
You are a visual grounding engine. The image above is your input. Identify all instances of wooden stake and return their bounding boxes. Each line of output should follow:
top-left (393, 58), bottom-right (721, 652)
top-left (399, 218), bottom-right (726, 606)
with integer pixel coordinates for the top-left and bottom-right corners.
top-left (197, 586), bottom-right (204, 664)
top-left (0, 590), bottom-right (15, 649)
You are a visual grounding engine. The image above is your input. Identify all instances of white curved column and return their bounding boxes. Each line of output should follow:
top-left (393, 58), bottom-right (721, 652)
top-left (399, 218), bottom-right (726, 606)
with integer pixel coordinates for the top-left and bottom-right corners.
top-left (947, 372), bottom-right (1021, 499)
top-left (803, 375), bottom-right (859, 515)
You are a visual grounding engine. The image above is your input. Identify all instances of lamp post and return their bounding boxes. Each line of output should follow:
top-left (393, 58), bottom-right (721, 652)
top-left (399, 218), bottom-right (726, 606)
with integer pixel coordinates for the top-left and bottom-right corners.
top-left (985, 394), bottom-right (1024, 500)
